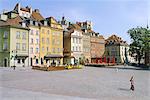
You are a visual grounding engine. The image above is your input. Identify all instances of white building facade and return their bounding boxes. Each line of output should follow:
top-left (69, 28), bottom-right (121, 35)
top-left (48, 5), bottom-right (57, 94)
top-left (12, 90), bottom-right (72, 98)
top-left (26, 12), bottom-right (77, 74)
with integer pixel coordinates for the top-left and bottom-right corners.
top-left (71, 29), bottom-right (83, 65)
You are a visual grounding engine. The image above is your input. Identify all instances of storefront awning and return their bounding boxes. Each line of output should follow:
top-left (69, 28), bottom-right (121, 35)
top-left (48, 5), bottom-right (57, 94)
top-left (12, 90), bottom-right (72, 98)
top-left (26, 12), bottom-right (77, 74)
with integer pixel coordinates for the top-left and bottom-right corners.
top-left (44, 54), bottom-right (63, 59)
top-left (16, 54), bottom-right (28, 59)
top-left (64, 55), bottom-right (75, 58)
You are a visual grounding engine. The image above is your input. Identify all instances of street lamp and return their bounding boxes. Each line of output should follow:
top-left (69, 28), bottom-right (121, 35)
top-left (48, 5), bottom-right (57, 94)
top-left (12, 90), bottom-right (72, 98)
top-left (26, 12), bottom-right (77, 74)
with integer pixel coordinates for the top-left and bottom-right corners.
top-left (11, 50), bottom-right (17, 69)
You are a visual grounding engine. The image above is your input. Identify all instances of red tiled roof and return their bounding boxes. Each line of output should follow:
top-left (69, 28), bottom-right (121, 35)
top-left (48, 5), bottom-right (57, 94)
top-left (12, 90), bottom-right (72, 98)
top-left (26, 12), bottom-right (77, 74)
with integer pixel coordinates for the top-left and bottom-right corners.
top-left (105, 34), bottom-right (128, 45)
top-left (87, 29), bottom-right (95, 33)
top-left (0, 16), bottom-right (22, 26)
top-left (68, 24), bottom-right (82, 31)
top-left (31, 11), bottom-right (44, 21)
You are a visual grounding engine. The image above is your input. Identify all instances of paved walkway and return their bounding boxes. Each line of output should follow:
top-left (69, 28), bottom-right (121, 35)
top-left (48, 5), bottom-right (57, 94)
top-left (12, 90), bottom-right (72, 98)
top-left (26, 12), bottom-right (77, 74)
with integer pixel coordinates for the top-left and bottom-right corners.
top-left (0, 66), bottom-right (149, 100)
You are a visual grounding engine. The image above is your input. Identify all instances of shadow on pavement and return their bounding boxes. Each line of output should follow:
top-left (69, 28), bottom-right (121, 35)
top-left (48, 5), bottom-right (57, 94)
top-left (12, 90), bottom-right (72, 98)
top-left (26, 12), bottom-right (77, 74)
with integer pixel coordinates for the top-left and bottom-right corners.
top-left (118, 88), bottom-right (130, 91)
top-left (86, 65), bottom-right (150, 71)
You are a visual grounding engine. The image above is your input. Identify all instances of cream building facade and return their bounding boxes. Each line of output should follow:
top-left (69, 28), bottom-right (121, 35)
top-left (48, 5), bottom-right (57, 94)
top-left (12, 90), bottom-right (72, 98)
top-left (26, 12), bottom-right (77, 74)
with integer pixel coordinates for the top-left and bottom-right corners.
top-left (27, 20), bottom-right (40, 66)
top-left (105, 35), bottom-right (131, 64)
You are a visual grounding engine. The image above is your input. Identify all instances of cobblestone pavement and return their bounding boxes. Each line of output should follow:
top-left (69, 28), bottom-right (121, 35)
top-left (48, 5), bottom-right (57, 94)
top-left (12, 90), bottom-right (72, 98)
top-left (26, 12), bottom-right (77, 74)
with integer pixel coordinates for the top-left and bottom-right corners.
top-left (0, 66), bottom-right (149, 100)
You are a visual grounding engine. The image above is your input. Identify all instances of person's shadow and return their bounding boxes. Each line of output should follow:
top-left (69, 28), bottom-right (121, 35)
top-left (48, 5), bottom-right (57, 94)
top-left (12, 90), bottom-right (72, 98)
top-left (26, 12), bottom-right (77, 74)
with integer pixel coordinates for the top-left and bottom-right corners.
top-left (118, 88), bottom-right (130, 91)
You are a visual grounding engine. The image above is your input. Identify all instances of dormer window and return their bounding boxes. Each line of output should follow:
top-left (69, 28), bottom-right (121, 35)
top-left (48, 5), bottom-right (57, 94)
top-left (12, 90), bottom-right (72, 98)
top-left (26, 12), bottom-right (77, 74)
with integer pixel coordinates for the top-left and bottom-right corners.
top-left (44, 21), bottom-right (47, 26)
top-left (35, 22), bottom-right (38, 26)
top-left (30, 20), bottom-right (33, 25)
top-left (22, 22), bottom-right (26, 28)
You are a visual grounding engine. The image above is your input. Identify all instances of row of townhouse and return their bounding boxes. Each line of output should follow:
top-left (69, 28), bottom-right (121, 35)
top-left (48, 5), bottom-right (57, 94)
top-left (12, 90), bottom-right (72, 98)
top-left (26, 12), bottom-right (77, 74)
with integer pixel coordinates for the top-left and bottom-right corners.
top-left (0, 3), bottom-right (63, 67)
top-left (60, 17), bottom-right (105, 65)
top-left (0, 3), bottom-right (106, 67)
top-left (0, 3), bottom-right (133, 67)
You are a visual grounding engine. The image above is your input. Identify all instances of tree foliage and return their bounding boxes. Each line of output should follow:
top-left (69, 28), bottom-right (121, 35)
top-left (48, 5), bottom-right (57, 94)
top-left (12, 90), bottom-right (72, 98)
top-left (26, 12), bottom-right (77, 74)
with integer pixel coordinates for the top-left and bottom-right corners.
top-left (127, 27), bottom-right (150, 64)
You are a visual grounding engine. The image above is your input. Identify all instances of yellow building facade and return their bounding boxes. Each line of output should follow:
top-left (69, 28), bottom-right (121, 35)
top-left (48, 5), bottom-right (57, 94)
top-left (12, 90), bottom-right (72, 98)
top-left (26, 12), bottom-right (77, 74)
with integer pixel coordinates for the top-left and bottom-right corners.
top-left (39, 17), bottom-right (63, 66)
top-left (39, 20), bottom-right (51, 65)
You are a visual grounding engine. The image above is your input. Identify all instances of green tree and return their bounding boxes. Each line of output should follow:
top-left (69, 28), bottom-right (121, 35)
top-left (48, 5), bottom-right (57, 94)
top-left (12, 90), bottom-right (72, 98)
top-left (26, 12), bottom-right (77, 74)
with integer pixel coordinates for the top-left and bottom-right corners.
top-left (127, 27), bottom-right (150, 65)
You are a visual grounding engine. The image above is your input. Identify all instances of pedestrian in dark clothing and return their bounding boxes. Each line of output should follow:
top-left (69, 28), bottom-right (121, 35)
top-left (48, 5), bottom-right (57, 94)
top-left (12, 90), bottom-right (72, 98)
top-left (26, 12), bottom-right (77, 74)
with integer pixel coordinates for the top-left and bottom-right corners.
top-left (130, 76), bottom-right (134, 91)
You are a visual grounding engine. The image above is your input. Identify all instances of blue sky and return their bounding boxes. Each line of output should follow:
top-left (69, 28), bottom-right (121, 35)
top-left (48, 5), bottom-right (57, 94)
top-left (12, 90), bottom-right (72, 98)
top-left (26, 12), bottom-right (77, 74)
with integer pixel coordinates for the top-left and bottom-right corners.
top-left (0, 0), bottom-right (149, 43)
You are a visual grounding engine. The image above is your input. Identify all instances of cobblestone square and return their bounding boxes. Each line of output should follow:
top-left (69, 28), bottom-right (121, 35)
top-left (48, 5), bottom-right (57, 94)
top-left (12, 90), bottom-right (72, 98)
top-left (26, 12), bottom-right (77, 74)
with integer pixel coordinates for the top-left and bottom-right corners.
top-left (0, 66), bottom-right (149, 100)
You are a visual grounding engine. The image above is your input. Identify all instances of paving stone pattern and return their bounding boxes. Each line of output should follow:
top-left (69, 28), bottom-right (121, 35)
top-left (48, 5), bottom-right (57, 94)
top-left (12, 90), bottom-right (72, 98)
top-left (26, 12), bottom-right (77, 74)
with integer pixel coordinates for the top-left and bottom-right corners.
top-left (0, 66), bottom-right (149, 100)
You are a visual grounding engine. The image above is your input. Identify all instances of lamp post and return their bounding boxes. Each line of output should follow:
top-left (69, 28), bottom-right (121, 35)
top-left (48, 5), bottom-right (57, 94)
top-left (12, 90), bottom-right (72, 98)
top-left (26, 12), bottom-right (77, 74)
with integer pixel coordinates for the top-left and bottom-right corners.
top-left (11, 50), bottom-right (17, 70)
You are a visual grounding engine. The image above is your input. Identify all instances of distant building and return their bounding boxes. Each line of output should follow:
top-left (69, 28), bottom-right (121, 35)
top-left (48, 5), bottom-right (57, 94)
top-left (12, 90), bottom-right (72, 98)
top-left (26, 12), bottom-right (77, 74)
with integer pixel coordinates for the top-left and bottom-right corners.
top-left (82, 32), bottom-right (91, 63)
top-left (90, 32), bottom-right (105, 63)
top-left (77, 21), bottom-right (91, 63)
top-left (105, 35), bottom-right (131, 64)
top-left (77, 21), bottom-right (105, 63)
top-left (61, 17), bottom-right (83, 65)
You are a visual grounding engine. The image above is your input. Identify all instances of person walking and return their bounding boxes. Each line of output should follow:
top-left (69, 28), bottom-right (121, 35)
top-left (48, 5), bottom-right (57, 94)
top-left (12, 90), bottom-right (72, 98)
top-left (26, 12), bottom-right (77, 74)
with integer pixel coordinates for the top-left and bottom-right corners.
top-left (130, 76), bottom-right (134, 91)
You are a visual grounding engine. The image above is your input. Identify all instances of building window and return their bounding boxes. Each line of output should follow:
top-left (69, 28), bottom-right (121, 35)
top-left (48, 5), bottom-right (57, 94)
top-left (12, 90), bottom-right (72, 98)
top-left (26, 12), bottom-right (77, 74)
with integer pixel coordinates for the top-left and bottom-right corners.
top-left (52, 32), bottom-right (55, 36)
top-left (76, 46), bottom-right (78, 51)
top-left (3, 41), bottom-right (8, 50)
top-left (36, 39), bottom-right (39, 44)
top-left (57, 48), bottom-right (60, 53)
top-left (52, 39), bottom-right (55, 45)
top-left (22, 43), bottom-right (26, 51)
top-left (31, 30), bottom-right (33, 35)
top-left (16, 31), bottom-right (20, 39)
top-left (36, 47), bottom-right (39, 53)
top-left (79, 47), bottom-right (81, 51)
top-left (22, 32), bottom-right (26, 39)
top-left (52, 48), bottom-right (55, 53)
top-left (22, 59), bottom-right (25, 63)
top-left (57, 32), bottom-right (60, 36)
top-left (42, 29), bottom-right (45, 33)
top-left (47, 30), bottom-right (50, 34)
top-left (79, 38), bottom-right (81, 44)
top-left (76, 38), bottom-right (78, 44)
top-left (3, 31), bottom-right (8, 39)
top-left (57, 60), bottom-right (60, 65)
top-left (16, 43), bottom-right (20, 50)
top-left (36, 30), bottom-right (39, 35)
top-left (17, 59), bottom-right (21, 64)
top-left (57, 40), bottom-right (60, 45)
top-left (30, 47), bottom-right (33, 53)
top-left (42, 38), bottom-right (44, 43)
top-left (73, 46), bottom-right (74, 51)
top-left (36, 59), bottom-right (38, 64)
top-left (31, 38), bottom-right (34, 44)
top-left (47, 38), bottom-right (49, 44)
top-left (35, 22), bottom-right (38, 26)
top-left (47, 47), bottom-right (49, 52)
top-left (42, 47), bottom-right (44, 52)
top-left (73, 38), bottom-right (75, 43)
